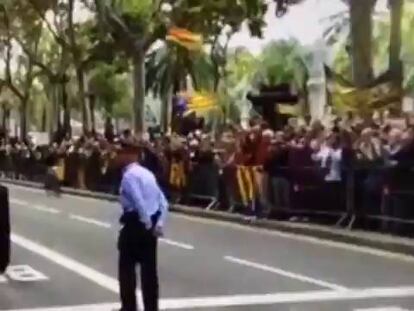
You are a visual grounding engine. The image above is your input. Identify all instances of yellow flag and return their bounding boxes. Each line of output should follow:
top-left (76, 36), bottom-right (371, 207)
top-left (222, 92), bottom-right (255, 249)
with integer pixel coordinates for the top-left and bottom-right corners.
top-left (188, 92), bottom-right (217, 109)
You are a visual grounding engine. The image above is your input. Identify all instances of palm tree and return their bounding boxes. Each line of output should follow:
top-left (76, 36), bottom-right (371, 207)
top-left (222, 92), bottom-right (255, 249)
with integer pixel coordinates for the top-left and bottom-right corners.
top-left (145, 43), bottom-right (214, 131)
top-left (220, 48), bottom-right (259, 123)
top-left (222, 41), bottom-right (310, 122)
top-left (256, 40), bottom-right (310, 108)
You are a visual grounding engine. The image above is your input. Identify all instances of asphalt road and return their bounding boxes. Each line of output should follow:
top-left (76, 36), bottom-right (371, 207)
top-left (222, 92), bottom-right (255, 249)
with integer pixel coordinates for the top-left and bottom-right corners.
top-left (1, 184), bottom-right (414, 311)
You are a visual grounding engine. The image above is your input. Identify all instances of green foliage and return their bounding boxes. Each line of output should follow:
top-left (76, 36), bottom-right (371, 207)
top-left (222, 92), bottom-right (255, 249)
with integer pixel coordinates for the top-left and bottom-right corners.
top-left (169, 0), bottom-right (267, 39)
top-left (146, 42), bottom-right (216, 99)
top-left (113, 0), bottom-right (153, 34)
top-left (255, 40), bottom-right (309, 91)
top-left (1, 0), bottom-right (318, 132)
top-left (89, 63), bottom-right (131, 118)
top-left (332, 46), bottom-right (352, 82)
top-left (329, 1), bottom-right (414, 93)
top-left (226, 48), bottom-right (260, 84)
top-left (115, 0), bottom-right (152, 17)
top-left (219, 40), bottom-right (309, 122)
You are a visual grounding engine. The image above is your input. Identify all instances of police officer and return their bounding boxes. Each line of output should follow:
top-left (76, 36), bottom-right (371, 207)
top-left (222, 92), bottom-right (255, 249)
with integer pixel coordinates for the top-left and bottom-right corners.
top-left (118, 145), bottom-right (168, 311)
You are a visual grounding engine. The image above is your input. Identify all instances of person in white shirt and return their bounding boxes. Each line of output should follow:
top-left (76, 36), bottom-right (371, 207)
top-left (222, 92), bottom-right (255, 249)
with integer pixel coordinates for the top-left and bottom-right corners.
top-left (313, 134), bottom-right (343, 183)
top-left (312, 133), bottom-right (344, 211)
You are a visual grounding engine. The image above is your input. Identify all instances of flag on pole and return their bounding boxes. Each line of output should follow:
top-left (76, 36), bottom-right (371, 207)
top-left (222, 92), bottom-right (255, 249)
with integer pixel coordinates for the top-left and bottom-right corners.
top-left (166, 27), bottom-right (203, 51)
top-left (188, 92), bottom-right (217, 109)
top-left (183, 92), bottom-right (219, 115)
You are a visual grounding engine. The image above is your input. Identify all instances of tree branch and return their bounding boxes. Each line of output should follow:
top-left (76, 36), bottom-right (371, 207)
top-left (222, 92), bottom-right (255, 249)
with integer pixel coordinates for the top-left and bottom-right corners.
top-left (5, 80), bottom-right (25, 101)
top-left (94, 0), bottom-right (147, 52)
top-left (0, 4), bottom-right (38, 102)
top-left (14, 36), bottom-right (56, 81)
top-left (0, 4), bottom-right (14, 85)
top-left (68, 0), bottom-right (81, 63)
top-left (27, 0), bottom-right (68, 48)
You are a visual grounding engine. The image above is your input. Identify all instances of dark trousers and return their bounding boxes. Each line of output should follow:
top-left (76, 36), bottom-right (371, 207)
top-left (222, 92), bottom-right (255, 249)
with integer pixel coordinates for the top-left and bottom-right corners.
top-left (118, 213), bottom-right (159, 311)
top-left (322, 181), bottom-right (343, 211)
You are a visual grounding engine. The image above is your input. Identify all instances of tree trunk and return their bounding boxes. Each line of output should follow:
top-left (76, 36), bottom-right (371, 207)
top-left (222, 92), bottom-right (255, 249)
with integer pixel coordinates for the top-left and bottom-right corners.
top-left (104, 116), bottom-right (114, 142)
top-left (2, 106), bottom-right (10, 133)
top-left (161, 86), bottom-right (173, 133)
top-left (76, 67), bottom-right (91, 134)
top-left (349, 0), bottom-right (376, 87)
top-left (19, 98), bottom-right (28, 141)
top-left (132, 51), bottom-right (146, 134)
top-left (56, 87), bottom-right (62, 135)
top-left (48, 83), bottom-right (58, 141)
top-left (41, 104), bottom-right (47, 132)
top-left (115, 118), bottom-right (120, 134)
top-left (89, 94), bottom-right (96, 133)
top-left (1, 106), bottom-right (5, 130)
top-left (4, 108), bottom-right (10, 135)
top-left (62, 82), bottom-right (71, 137)
top-left (389, 0), bottom-right (404, 94)
top-left (14, 110), bottom-right (18, 138)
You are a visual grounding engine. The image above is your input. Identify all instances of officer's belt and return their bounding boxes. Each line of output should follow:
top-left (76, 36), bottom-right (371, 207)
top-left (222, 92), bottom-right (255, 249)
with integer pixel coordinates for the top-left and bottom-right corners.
top-left (120, 210), bottom-right (161, 229)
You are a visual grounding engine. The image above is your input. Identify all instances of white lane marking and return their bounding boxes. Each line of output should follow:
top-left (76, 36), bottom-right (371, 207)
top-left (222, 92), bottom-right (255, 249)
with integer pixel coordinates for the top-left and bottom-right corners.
top-left (175, 213), bottom-right (414, 264)
top-left (5, 265), bottom-right (49, 282)
top-left (69, 214), bottom-right (112, 228)
top-left (11, 233), bottom-right (119, 292)
top-left (162, 287), bottom-right (414, 309)
top-left (68, 212), bottom-right (194, 250)
top-left (355, 308), bottom-right (409, 311)
top-left (7, 184), bottom-right (414, 264)
top-left (11, 233), bottom-right (144, 310)
top-left (7, 184), bottom-right (112, 204)
top-left (63, 193), bottom-right (113, 203)
top-left (11, 198), bottom-right (59, 214)
top-left (69, 214), bottom-right (193, 250)
top-left (11, 195), bottom-right (193, 251)
top-left (32, 205), bottom-right (60, 214)
top-left (10, 198), bottom-right (28, 206)
top-left (160, 238), bottom-right (194, 250)
top-left (0, 304), bottom-right (119, 311)
top-left (8, 185), bottom-right (43, 194)
top-left (224, 255), bottom-right (347, 291)
top-left (3, 286), bottom-right (414, 310)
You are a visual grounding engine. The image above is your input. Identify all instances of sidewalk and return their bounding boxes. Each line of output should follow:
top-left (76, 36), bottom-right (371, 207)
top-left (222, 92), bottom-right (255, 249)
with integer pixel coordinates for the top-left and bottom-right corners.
top-left (3, 177), bottom-right (414, 258)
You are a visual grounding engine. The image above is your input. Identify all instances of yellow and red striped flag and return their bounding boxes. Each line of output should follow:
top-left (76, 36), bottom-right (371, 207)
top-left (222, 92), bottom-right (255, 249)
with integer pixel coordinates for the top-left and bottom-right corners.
top-left (166, 27), bottom-right (203, 51)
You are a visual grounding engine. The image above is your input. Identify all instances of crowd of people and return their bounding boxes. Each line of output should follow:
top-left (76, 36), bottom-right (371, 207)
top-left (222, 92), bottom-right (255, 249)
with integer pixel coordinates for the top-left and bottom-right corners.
top-left (1, 111), bottom-right (414, 234)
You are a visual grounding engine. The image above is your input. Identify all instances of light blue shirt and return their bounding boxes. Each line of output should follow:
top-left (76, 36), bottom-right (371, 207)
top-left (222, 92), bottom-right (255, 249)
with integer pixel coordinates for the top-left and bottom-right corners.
top-left (120, 163), bottom-right (168, 230)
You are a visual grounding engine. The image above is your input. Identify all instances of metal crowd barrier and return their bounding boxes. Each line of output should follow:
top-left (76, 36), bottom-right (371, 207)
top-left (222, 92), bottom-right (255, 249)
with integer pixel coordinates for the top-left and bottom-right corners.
top-left (365, 166), bottom-right (414, 234)
top-left (262, 166), bottom-right (348, 225)
top-left (184, 162), bottom-right (220, 209)
top-left (1, 152), bottom-right (413, 235)
top-left (218, 164), bottom-right (414, 234)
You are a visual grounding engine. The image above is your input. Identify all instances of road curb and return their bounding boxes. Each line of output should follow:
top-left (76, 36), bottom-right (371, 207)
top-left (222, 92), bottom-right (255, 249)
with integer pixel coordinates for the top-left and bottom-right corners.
top-left (3, 178), bottom-right (414, 258)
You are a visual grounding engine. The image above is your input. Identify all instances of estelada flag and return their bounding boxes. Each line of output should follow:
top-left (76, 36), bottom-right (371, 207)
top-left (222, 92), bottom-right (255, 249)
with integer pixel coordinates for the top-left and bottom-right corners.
top-left (188, 92), bottom-right (217, 110)
top-left (184, 92), bottom-right (219, 115)
top-left (166, 27), bottom-right (203, 51)
top-left (324, 65), bottom-right (401, 113)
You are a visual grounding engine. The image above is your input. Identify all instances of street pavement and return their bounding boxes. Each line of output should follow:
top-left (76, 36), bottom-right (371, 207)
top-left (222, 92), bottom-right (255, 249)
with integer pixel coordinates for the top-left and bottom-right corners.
top-left (1, 183), bottom-right (414, 311)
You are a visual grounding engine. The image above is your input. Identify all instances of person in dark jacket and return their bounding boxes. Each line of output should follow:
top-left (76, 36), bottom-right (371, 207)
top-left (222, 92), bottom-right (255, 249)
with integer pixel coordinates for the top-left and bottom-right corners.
top-left (264, 132), bottom-right (290, 216)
